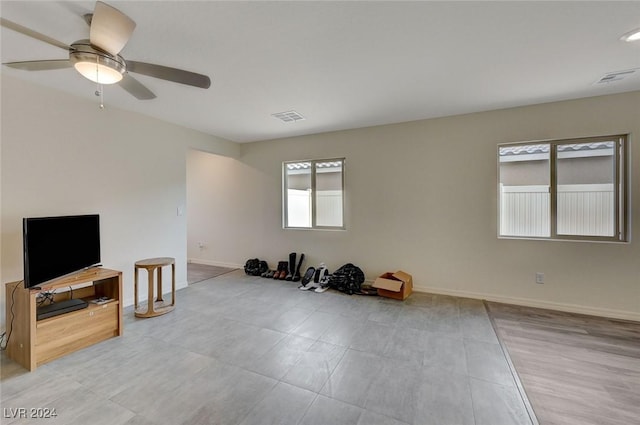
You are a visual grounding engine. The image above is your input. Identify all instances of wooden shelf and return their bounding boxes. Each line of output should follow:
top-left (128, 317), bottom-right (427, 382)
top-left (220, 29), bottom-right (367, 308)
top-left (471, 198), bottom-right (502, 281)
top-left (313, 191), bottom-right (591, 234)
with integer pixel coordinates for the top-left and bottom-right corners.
top-left (5, 268), bottom-right (123, 371)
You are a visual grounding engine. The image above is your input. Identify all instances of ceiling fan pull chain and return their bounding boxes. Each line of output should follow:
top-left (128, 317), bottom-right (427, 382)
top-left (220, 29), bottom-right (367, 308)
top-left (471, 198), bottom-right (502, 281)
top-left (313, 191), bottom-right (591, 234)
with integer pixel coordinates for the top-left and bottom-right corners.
top-left (96, 54), bottom-right (99, 83)
top-left (92, 55), bottom-right (104, 109)
top-left (94, 81), bottom-right (104, 109)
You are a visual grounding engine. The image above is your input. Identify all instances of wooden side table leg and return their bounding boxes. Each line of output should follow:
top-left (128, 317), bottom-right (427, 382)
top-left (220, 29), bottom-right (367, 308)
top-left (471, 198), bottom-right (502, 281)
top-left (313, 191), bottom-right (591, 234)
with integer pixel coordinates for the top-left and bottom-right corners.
top-left (134, 267), bottom-right (139, 309)
top-left (156, 266), bottom-right (164, 302)
top-left (147, 268), bottom-right (155, 315)
top-left (171, 263), bottom-right (176, 306)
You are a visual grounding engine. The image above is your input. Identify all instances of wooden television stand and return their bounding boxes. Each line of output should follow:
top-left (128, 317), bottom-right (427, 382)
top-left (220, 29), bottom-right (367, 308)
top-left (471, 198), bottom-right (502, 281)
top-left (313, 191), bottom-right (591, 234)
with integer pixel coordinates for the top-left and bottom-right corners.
top-left (5, 267), bottom-right (123, 371)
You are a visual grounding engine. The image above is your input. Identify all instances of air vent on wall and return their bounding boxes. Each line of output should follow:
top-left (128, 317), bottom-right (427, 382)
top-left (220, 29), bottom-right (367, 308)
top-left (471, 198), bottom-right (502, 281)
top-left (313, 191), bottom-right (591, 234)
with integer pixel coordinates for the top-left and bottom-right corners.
top-left (272, 110), bottom-right (305, 123)
top-left (595, 69), bottom-right (637, 84)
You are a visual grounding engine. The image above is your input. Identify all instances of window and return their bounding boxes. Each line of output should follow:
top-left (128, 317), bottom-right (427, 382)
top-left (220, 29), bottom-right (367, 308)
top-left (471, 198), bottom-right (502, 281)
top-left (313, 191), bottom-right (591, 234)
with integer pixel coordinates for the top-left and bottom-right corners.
top-left (498, 135), bottom-right (628, 242)
top-left (283, 158), bottom-right (345, 229)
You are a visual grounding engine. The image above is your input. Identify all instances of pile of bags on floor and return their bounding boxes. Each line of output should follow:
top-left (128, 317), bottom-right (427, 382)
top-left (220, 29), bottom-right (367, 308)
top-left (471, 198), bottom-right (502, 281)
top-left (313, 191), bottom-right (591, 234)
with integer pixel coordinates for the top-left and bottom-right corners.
top-left (326, 263), bottom-right (366, 295)
top-left (243, 258), bottom-right (268, 276)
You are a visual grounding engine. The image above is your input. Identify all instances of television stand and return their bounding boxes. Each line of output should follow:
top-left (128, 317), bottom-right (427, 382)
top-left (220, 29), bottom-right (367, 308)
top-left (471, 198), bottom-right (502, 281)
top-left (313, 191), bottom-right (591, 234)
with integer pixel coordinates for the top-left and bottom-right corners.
top-left (5, 267), bottom-right (123, 371)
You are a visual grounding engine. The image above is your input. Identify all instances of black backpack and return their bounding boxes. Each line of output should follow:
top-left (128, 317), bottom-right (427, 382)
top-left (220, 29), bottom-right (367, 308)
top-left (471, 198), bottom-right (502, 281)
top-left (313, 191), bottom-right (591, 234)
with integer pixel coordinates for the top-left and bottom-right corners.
top-left (244, 258), bottom-right (268, 276)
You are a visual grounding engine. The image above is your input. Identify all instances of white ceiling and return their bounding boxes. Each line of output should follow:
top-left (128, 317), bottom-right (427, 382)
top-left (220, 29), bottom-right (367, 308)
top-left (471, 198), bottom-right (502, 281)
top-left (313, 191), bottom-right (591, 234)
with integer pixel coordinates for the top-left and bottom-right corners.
top-left (2, 1), bottom-right (639, 143)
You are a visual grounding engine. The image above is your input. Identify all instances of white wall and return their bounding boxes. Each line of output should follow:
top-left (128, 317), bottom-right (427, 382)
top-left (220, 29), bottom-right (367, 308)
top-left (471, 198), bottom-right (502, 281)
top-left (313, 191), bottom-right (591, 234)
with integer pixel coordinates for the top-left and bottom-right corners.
top-left (1, 75), bottom-right (239, 330)
top-left (187, 150), bottom-right (270, 268)
top-left (187, 91), bottom-right (640, 320)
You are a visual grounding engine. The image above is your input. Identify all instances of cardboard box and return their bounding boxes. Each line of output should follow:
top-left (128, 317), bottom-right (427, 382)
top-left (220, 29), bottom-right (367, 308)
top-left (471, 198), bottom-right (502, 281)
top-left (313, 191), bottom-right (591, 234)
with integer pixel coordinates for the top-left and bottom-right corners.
top-left (373, 271), bottom-right (413, 300)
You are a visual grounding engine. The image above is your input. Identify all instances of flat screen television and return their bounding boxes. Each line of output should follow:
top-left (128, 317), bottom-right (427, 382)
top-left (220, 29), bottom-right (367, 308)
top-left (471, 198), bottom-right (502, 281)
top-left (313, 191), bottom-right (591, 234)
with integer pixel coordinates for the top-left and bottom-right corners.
top-left (23, 214), bottom-right (101, 289)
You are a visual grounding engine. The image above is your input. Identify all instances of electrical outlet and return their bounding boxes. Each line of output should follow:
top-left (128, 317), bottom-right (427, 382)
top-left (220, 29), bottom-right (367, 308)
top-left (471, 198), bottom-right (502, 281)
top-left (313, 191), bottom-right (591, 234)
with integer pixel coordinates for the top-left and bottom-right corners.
top-left (535, 272), bottom-right (544, 284)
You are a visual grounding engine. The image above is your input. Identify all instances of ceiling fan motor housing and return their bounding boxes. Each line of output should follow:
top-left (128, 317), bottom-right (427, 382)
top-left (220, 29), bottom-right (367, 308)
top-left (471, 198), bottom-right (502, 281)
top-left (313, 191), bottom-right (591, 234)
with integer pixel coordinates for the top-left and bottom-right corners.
top-left (69, 40), bottom-right (126, 84)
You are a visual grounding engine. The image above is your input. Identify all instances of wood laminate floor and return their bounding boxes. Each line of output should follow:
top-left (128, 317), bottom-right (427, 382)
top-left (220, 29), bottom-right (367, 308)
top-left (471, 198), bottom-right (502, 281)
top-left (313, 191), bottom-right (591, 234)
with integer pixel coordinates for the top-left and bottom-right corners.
top-left (486, 302), bottom-right (640, 425)
top-left (187, 262), bottom-right (236, 284)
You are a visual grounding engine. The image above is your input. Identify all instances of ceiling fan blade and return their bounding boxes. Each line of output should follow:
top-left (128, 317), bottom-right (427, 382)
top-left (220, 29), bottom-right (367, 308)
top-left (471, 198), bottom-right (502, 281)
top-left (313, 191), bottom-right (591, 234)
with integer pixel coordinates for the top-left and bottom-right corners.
top-left (89, 1), bottom-right (136, 56)
top-left (126, 61), bottom-right (211, 89)
top-left (0, 18), bottom-right (70, 51)
top-left (119, 74), bottom-right (156, 100)
top-left (4, 59), bottom-right (72, 71)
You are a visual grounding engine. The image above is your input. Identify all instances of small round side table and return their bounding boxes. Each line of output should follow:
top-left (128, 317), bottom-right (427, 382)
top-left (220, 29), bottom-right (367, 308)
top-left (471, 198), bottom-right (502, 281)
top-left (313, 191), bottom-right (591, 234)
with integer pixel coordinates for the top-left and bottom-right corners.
top-left (134, 257), bottom-right (176, 318)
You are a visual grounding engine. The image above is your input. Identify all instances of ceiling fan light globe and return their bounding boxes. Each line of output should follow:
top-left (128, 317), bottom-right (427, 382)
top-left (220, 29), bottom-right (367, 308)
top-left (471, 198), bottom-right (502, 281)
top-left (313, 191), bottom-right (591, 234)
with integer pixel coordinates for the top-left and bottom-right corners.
top-left (69, 42), bottom-right (126, 85)
top-left (74, 60), bottom-right (123, 84)
top-left (620, 28), bottom-right (640, 42)
top-left (625, 32), bottom-right (640, 42)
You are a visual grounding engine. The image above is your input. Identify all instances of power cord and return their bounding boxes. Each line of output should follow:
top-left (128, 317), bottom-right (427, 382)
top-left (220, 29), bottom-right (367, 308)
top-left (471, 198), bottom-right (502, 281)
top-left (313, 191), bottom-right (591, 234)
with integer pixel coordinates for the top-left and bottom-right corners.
top-left (1, 283), bottom-right (75, 351)
top-left (0, 281), bottom-right (21, 351)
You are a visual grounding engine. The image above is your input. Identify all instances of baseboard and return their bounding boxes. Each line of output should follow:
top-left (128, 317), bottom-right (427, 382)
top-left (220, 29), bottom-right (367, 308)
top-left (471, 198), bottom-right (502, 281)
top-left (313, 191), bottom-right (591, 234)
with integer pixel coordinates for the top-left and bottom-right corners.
top-left (413, 284), bottom-right (640, 322)
top-left (187, 258), bottom-right (243, 269)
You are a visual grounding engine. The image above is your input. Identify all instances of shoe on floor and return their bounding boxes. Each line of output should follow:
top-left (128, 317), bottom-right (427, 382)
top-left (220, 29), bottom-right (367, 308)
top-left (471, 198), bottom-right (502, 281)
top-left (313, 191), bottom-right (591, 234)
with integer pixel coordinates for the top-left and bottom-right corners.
top-left (300, 267), bottom-right (315, 286)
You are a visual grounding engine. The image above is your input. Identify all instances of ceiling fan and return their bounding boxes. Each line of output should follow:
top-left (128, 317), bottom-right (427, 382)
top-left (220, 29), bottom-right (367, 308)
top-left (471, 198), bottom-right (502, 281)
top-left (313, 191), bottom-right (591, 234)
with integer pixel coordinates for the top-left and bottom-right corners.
top-left (1, 1), bottom-right (211, 100)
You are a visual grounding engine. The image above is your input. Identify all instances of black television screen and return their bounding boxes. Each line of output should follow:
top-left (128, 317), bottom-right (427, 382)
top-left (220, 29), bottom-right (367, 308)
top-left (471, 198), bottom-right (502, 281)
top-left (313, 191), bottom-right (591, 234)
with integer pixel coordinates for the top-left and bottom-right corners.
top-left (23, 214), bottom-right (101, 288)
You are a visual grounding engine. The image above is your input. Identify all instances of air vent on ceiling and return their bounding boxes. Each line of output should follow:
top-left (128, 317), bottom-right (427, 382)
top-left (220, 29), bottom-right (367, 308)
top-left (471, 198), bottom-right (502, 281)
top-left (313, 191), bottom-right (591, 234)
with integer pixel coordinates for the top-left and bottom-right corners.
top-left (595, 69), bottom-right (637, 84)
top-left (272, 110), bottom-right (306, 123)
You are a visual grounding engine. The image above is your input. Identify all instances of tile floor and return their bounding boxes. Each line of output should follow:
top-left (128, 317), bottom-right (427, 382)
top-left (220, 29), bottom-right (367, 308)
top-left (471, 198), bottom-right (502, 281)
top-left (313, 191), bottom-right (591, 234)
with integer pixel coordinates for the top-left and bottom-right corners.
top-left (1, 270), bottom-right (533, 425)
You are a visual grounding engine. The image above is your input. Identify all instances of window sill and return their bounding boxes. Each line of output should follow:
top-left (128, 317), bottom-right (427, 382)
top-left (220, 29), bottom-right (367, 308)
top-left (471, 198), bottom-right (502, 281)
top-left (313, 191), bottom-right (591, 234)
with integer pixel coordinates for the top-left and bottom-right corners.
top-left (497, 235), bottom-right (629, 244)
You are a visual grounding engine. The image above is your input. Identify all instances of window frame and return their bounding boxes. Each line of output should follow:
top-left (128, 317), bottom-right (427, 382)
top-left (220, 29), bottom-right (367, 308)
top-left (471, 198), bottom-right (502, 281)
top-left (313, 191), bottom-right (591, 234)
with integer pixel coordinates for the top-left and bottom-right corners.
top-left (498, 134), bottom-right (629, 243)
top-left (283, 157), bottom-right (346, 230)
